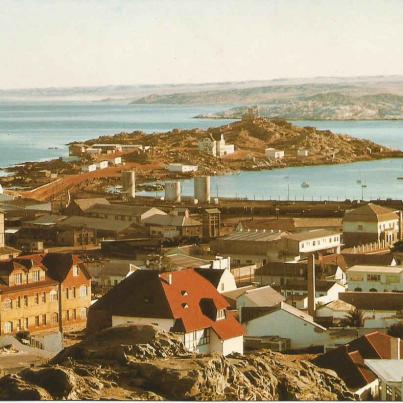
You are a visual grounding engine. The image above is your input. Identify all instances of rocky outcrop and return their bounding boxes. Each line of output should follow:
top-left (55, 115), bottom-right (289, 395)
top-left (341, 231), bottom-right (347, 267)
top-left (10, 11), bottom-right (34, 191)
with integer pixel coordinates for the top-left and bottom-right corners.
top-left (0, 325), bottom-right (356, 400)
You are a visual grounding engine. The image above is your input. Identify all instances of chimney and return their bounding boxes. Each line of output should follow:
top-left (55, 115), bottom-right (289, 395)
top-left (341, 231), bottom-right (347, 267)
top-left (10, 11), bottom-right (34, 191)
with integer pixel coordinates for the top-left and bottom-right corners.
top-left (391, 337), bottom-right (401, 359)
top-left (307, 254), bottom-right (316, 317)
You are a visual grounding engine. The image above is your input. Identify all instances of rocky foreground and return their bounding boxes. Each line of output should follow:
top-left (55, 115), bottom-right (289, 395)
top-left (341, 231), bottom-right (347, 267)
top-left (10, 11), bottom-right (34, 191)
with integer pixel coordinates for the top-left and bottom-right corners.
top-left (0, 325), bottom-right (355, 400)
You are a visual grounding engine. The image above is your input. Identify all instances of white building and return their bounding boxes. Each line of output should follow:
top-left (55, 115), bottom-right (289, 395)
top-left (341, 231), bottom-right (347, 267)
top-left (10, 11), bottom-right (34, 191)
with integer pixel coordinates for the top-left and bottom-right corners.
top-left (265, 148), bottom-right (284, 160)
top-left (88, 269), bottom-right (244, 356)
top-left (195, 268), bottom-right (237, 293)
top-left (198, 134), bottom-right (234, 158)
top-left (242, 301), bottom-right (328, 349)
top-left (167, 163), bottom-right (198, 173)
top-left (365, 360), bottom-right (403, 401)
top-left (342, 203), bottom-right (400, 247)
top-left (82, 164), bottom-right (97, 173)
top-left (97, 160), bottom-right (109, 170)
top-left (347, 265), bottom-right (403, 292)
top-left (297, 148), bottom-right (309, 157)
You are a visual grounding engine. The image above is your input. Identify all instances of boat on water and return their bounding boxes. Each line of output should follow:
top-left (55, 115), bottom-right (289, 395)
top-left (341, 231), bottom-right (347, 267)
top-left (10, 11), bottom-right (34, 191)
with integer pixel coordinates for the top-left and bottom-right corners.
top-left (301, 182), bottom-right (310, 188)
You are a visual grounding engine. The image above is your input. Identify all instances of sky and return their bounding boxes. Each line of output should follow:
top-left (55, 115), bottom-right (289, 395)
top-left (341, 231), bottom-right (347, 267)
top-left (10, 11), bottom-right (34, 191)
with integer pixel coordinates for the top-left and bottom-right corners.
top-left (0, 0), bottom-right (402, 89)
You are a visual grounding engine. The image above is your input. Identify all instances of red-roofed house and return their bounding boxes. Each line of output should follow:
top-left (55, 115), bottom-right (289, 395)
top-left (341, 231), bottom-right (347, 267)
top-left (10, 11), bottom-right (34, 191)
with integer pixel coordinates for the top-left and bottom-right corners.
top-left (87, 268), bottom-right (244, 356)
top-left (313, 331), bottom-right (402, 399)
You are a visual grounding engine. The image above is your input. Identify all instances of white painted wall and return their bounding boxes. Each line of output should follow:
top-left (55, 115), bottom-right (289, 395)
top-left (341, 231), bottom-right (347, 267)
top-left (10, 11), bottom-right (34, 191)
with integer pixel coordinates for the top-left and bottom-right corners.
top-left (298, 234), bottom-right (341, 253)
top-left (245, 309), bottom-right (328, 349)
top-left (217, 270), bottom-right (237, 293)
top-left (222, 335), bottom-right (243, 355)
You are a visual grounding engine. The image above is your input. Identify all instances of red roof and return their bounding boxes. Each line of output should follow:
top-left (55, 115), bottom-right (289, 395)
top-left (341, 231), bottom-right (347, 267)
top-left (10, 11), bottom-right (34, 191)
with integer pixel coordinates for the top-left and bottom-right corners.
top-left (91, 268), bottom-right (244, 341)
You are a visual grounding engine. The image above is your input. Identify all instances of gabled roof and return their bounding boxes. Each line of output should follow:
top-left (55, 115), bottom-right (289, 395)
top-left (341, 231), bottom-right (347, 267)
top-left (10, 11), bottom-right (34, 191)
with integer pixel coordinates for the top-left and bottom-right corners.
top-left (343, 203), bottom-right (398, 223)
top-left (90, 268), bottom-right (244, 340)
top-left (239, 285), bottom-right (285, 307)
top-left (284, 229), bottom-right (340, 242)
top-left (341, 253), bottom-right (396, 269)
top-left (0, 246), bottom-right (21, 256)
top-left (42, 253), bottom-right (89, 282)
top-left (86, 203), bottom-right (160, 217)
top-left (71, 198), bottom-right (110, 212)
top-left (313, 331), bottom-right (402, 390)
top-left (58, 216), bottom-right (134, 233)
top-left (256, 261), bottom-right (308, 277)
top-left (282, 279), bottom-right (340, 292)
top-left (143, 214), bottom-right (201, 227)
top-left (242, 301), bottom-right (326, 330)
top-left (339, 292), bottom-right (403, 311)
top-left (164, 254), bottom-right (210, 270)
top-left (194, 268), bottom-right (226, 288)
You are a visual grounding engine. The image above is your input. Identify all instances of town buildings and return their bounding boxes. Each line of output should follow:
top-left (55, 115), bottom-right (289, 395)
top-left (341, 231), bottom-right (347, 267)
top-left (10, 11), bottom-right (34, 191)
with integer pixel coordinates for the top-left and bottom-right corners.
top-left (87, 269), bottom-right (244, 356)
top-left (0, 253), bottom-right (91, 336)
top-left (343, 203), bottom-right (401, 247)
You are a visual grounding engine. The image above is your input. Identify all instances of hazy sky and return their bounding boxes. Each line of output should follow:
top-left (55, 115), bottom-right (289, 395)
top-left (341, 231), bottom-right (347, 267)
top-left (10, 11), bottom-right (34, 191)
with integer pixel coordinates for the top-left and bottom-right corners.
top-left (0, 0), bottom-right (402, 89)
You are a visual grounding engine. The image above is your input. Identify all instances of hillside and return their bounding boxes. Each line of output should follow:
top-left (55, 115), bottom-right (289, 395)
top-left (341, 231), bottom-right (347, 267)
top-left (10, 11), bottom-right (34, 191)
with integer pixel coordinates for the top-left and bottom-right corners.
top-left (0, 325), bottom-right (355, 400)
top-left (196, 92), bottom-right (403, 120)
top-left (85, 116), bottom-right (401, 177)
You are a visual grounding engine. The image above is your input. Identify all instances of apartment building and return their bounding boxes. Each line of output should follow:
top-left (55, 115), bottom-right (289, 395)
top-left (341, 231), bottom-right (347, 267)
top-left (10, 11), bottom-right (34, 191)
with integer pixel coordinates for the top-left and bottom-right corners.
top-left (0, 253), bottom-right (91, 335)
top-left (347, 265), bottom-right (403, 292)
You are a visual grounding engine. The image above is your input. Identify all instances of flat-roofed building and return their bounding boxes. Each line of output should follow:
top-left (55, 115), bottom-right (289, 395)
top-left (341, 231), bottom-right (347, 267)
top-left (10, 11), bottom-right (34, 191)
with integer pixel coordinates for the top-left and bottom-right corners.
top-left (347, 265), bottom-right (403, 292)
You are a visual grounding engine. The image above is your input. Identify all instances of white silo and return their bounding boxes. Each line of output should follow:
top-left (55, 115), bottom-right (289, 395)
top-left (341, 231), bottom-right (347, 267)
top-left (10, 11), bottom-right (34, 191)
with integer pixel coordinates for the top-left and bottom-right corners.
top-left (165, 181), bottom-right (181, 202)
top-left (194, 176), bottom-right (210, 203)
top-left (121, 170), bottom-right (136, 199)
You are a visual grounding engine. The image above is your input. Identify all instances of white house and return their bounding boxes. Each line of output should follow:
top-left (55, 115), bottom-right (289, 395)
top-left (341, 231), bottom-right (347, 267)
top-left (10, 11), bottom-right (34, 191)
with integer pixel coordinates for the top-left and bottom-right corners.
top-left (265, 148), bottom-right (284, 160)
top-left (198, 134), bottom-right (234, 158)
top-left (167, 163), bottom-right (198, 173)
top-left (88, 268), bottom-right (244, 356)
top-left (195, 268), bottom-right (237, 293)
top-left (297, 148), bottom-right (309, 157)
top-left (346, 265), bottom-right (403, 292)
top-left (82, 164), bottom-right (97, 173)
top-left (342, 203), bottom-right (400, 247)
top-left (242, 301), bottom-right (327, 349)
top-left (97, 160), bottom-right (109, 170)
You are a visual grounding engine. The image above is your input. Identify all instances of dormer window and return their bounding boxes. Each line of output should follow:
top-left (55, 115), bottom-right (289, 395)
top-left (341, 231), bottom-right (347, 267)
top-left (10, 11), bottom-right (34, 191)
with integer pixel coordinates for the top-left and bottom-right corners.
top-left (216, 309), bottom-right (225, 321)
top-left (181, 290), bottom-right (188, 296)
top-left (182, 303), bottom-right (189, 309)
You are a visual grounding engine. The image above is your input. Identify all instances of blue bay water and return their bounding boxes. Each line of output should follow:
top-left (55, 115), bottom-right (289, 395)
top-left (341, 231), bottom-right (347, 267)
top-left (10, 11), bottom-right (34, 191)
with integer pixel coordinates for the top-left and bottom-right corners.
top-left (1, 102), bottom-right (403, 200)
top-left (0, 102), bottom-right (234, 169)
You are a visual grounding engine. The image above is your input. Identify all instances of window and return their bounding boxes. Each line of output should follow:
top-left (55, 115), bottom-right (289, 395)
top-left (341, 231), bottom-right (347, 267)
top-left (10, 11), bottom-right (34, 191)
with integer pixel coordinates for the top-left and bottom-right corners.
top-left (35, 316), bottom-right (40, 326)
top-left (369, 288), bottom-right (378, 292)
top-left (367, 274), bottom-right (381, 282)
top-left (354, 287), bottom-right (362, 292)
top-left (357, 224), bottom-right (363, 231)
top-left (16, 296), bottom-right (21, 308)
top-left (23, 295), bottom-right (28, 307)
top-left (3, 299), bottom-right (12, 309)
top-left (220, 283), bottom-right (225, 292)
top-left (32, 270), bottom-right (40, 282)
top-left (50, 290), bottom-right (58, 301)
top-left (73, 266), bottom-right (79, 277)
top-left (73, 287), bottom-right (76, 298)
top-left (216, 309), bottom-right (226, 321)
top-left (42, 315), bottom-right (47, 325)
top-left (300, 243), bottom-right (304, 249)
top-left (198, 329), bottom-right (210, 346)
top-left (51, 313), bottom-right (59, 324)
top-left (80, 308), bottom-right (87, 319)
top-left (14, 273), bottom-right (23, 285)
top-left (4, 322), bottom-right (13, 334)
top-left (16, 319), bottom-right (22, 332)
top-left (24, 318), bottom-right (28, 330)
top-left (73, 309), bottom-right (77, 320)
top-left (80, 285), bottom-right (87, 298)
top-left (312, 241), bottom-right (316, 246)
top-left (66, 310), bottom-right (70, 321)
top-left (66, 289), bottom-right (70, 300)
top-left (35, 293), bottom-right (39, 304)
top-left (42, 292), bottom-right (46, 303)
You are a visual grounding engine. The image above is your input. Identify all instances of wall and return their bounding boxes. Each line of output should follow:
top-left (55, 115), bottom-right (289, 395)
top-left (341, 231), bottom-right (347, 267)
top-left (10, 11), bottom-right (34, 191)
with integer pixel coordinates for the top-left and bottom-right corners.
top-left (0, 212), bottom-right (4, 247)
top-left (245, 309), bottom-right (328, 349)
top-left (217, 270), bottom-right (237, 293)
top-left (222, 335), bottom-right (243, 355)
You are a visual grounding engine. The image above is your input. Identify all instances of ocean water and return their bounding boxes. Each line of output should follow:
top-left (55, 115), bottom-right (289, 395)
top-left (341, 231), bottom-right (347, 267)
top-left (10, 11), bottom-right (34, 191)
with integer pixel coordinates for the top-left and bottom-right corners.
top-left (1, 102), bottom-right (403, 200)
top-left (0, 102), bottom-right (234, 169)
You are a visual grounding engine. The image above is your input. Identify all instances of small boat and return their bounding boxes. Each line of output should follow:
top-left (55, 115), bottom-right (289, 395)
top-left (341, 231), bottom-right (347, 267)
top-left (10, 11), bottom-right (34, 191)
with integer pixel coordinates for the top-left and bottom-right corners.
top-left (301, 182), bottom-right (310, 188)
